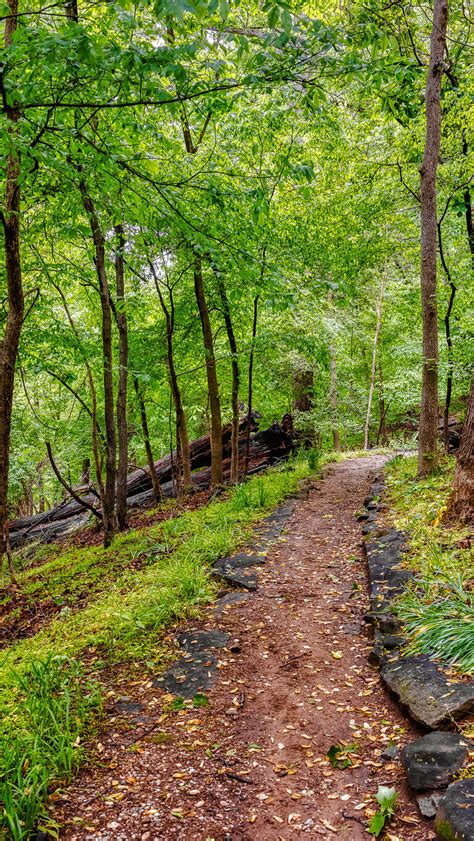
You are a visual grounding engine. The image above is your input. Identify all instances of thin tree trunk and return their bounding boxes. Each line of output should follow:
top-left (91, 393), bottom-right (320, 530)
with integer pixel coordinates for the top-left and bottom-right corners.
top-left (214, 271), bottom-right (240, 482)
top-left (0, 0), bottom-right (24, 578)
top-left (46, 443), bottom-right (102, 520)
top-left (133, 377), bottom-right (161, 502)
top-left (437, 221), bottom-right (456, 450)
top-left (150, 262), bottom-right (192, 489)
top-left (462, 136), bottom-right (474, 267)
top-left (418, 0), bottom-right (448, 476)
top-left (329, 345), bottom-right (341, 451)
top-left (193, 254), bottom-right (223, 487)
top-left (364, 275), bottom-right (384, 450)
top-left (114, 224), bottom-right (129, 530)
top-left (444, 372), bottom-right (473, 525)
top-left (79, 183), bottom-right (116, 546)
top-left (245, 295), bottom-right (259, 473)
top-left (376, 359), bottom-right (388, 445)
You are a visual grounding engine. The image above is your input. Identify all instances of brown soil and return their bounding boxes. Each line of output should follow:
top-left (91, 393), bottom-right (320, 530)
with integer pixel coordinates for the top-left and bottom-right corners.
top-left (55, 456), bottom-right (435, 840)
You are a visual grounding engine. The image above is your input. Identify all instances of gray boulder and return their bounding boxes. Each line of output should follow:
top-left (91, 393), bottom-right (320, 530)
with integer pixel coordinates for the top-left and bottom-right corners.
top-left (435, 779), bottom-right (474, 840)
top-left (401, 731), bottom-right (471, 790)
top-left (382, 655), bottom-right (474, 728)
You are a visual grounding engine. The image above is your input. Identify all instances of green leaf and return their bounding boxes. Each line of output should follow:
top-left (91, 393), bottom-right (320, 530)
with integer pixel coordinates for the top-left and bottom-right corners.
top-left (368, 811), bottom-right (386, 836)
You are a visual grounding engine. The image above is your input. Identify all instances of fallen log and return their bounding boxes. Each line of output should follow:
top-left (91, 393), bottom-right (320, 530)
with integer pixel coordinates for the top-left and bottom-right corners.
top-left (9, 417), bottom-right (294, 549)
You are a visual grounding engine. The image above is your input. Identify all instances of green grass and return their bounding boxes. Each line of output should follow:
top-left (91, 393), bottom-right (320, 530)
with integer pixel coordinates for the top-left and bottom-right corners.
top-left (385, 455), bottom-right (473, 675)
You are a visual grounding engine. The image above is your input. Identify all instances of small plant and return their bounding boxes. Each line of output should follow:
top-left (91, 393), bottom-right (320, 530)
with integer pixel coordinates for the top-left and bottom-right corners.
top-left (326, 742), bottom-right (358, 768)
top-left (307, 447), bottom-right (322, 472)
top-left (368, 785), bottom-right (398, 836)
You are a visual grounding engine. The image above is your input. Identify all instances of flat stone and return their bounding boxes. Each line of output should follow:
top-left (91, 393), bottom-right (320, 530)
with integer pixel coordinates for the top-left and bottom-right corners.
top-left (213, 552), bottom-right (265, 572)
top-left (401, 732), bottom-right (471, 790)
top-left (214, 592), bottom-right (249, 615)
top-left (382, 654), bottom-right (474, 728)
top-left (211, 568), bottom-right (257, 591)
top-left (435, 779), bottom-right (474, 840)
top-left (154, 651), bottom-right (217, 699)
top-left (176, 628), bottom-right (229, 652)
top-left (417, 791), bottom-right (444, 819)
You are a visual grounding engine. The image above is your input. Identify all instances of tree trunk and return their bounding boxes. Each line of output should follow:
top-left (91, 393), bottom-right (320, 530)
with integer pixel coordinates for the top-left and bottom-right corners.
top-left (214, 271), bottom-right (240, 483)
top-left (193, 254), bottom-right (223, 487)
top-left (245, 294), bottom-right (259, 472)
top-left (437, 221), bottom-right (456, 451)
top-left (444, 373), bottom-right (473, 525)
top-left (462, 136), bottom-right (474, 267)
top-left (364, 274), bottom-right (384, 450)
top-left (418, 0), bottom-right (448, 476)
top-left (329, 345), bottom-right (341, 451)
top-left (133, 377), bottom-right (161, 503)
top-left (0, 0), bottom-right (24, 577)
top-left (114, 224), bottom-right (129, 530)
top-left (80, 183), bottom-right (116, 546)
top-left (376, 359), bottom-right (388, 445)
top-left (150, 262), bottom-right (192, 489)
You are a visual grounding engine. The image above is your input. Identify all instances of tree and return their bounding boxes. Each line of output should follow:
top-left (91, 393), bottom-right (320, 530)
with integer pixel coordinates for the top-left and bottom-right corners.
top-left (0, 0), bottom-right (25, 576)
top-left (417, 0), bottom-right (449, 476)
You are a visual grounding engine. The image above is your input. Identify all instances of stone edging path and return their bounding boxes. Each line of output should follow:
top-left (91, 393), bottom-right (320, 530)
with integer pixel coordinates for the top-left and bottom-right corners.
top-left (57, 455), bottom-right (445, 840)
top-left (361, 475), bottom-right (474, 838)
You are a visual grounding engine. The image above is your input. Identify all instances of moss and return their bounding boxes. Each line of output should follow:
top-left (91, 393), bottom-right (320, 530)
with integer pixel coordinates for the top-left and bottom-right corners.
top-left (434, 818), bottom-right (457, 841)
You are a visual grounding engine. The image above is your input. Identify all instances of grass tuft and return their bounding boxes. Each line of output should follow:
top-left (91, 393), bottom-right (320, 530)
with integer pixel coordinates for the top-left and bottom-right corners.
top-left (385, 455), bottom-right (473, 675)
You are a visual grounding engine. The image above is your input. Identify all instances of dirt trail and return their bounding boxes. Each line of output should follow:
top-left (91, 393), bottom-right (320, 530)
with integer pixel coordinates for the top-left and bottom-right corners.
top-left (58, 456), bottom-right (434, 840)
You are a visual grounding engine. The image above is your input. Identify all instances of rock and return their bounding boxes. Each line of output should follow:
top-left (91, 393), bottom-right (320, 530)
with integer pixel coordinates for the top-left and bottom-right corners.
top-left (435, 779), bottom-right (474, 840)
top-left (417, 791), bottom-right (444, 819)
top-left (211, 568), bottom-right (257, 591)
top-left (382, 655), bottom-right (474, 728)
top-left (380, 633), bottom-right (406, 650)
top-left (213, 552), bottom-right (265, 571)
top-left (176, 628), bottom-right (229, 652)
top-left (154, 651), bottom-right (218, 699)
top-left (214, 592), bottom-right (249, 615)
top-left (401, 732), bottom-right (471, 790)
top-left (381, 744), bottom-right (400, 760)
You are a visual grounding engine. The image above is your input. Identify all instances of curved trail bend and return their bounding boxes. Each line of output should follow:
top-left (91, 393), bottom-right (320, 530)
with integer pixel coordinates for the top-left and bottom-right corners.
top-left (59, 456), bottom-right (432, 840)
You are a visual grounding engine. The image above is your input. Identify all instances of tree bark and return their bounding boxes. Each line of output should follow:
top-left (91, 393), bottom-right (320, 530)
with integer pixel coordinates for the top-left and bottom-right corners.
top-left (437, 221), bottom-right (456, 450)
top-left (329, 346), bottom-right (341, 451)
top-left (462, 136), bottom-right (474, 267)
top-left (364, 274), bottom-right (384, 450)
top-left (418, 0), bottom-right (448, 476)
top-left (214, 270), bottom-right (240, 483)
top-left (193, 254), bottom-right (223, 487)
top-left (79, 183), bottom-right (116, 546)
top-left (376, 358), bottom-right (388, 445)
top-left (114, 224), bottom-right (129, 530)
top-left (150, 262), bottom-right (192, 489)
top-left (0, 0), bottom-right (25, 577)
top-left (133, 376), bottom-right (162, 503)
top-left (245, 295), bottom-right (259, 473)
top-left (444, 373), bottom-right (473, 525)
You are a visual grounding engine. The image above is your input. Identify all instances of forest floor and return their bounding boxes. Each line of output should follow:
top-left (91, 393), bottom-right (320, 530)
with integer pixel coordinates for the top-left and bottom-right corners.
top-left (53, 454), bottom-right (434, 841)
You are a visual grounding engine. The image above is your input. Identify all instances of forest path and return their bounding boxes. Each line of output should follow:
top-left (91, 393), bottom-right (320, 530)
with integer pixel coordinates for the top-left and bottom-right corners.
top-left (58, 456), bottom-right (433, 840)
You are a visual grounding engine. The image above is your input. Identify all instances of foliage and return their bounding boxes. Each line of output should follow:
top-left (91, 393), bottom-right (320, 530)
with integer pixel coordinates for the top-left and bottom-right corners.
top-left (386, 455), bottom-right (473, 674)
top-left (0, 655), bottom-right (101, 840)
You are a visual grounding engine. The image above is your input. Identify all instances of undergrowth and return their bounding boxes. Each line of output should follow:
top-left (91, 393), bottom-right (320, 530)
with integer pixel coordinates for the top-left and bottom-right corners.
top-left (385, 455), bottom-right (473, 674)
